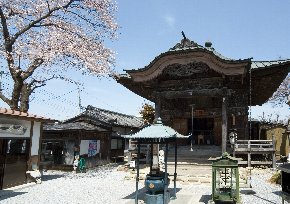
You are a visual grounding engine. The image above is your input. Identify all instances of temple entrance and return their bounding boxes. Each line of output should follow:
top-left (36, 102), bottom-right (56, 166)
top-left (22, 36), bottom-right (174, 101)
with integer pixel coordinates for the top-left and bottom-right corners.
top-left (188, 118), bottom-right (214, 145)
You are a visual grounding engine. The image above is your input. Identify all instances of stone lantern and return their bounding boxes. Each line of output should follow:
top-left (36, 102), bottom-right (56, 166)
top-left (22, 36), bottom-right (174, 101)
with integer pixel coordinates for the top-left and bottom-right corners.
top-left (209, 152), bottom-right (242, 203)
top-left (122, 118), bottom-right (188, 204)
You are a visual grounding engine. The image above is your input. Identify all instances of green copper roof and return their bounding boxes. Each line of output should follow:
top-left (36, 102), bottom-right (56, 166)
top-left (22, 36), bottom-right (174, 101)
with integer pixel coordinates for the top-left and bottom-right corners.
top-left (122, 118), bottom-right (188, 139)
top-left (208, 152), bottom-right (242, 162)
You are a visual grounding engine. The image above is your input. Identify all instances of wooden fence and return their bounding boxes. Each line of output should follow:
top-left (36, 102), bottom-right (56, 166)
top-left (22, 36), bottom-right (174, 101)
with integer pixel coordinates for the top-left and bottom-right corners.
top-left (233, 139), bottom-right (276, 168)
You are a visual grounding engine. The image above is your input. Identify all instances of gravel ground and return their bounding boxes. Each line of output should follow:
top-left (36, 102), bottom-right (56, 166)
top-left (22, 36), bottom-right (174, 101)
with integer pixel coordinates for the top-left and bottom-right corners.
top-left (0, 164), bottom-right (141, 204)
top-left (240, 168), bottom-right (289, 204)
top-left (0, 166), bottom-right (288, 204)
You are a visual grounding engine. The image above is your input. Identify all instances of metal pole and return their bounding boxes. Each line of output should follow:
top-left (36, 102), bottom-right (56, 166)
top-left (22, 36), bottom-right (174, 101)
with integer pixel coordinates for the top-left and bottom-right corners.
top-left (135, 141), bottom-right (140, 204)
top-left (173, 140), bottom-right (177, 199)
top-left (164, 142), bottom-right (168, 204)
top-left (190, 104), bottom-right (194, 151)
top-left (150, 142), bottom-right (153, 173)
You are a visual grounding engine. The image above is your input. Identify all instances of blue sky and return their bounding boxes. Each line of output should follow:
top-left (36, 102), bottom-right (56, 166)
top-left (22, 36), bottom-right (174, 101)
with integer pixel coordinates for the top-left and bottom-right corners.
top-left (1, 0), bottom-right (290, 121)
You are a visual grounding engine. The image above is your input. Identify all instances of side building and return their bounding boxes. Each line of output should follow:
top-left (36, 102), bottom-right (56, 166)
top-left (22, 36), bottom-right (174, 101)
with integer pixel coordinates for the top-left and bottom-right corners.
top-left (0, 108), bottom-right (55, 189)
top-left (41, 105), bottom-right (143, 169)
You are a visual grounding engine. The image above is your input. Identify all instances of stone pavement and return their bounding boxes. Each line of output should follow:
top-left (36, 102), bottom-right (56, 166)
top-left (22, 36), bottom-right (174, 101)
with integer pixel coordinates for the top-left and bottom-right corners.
top-left (121, 186), bottom-right (209, 204)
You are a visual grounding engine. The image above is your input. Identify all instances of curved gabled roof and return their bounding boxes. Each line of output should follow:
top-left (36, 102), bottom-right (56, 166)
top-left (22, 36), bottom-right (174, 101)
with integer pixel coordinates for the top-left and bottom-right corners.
top-left (124, 38), bottom-right (250, 75)
top-left (119, 38), bottom-right (251, 83)
top-left (124, 38), bottom-right (250, 73)
top-left (116, 36), bottom-right (290, 106)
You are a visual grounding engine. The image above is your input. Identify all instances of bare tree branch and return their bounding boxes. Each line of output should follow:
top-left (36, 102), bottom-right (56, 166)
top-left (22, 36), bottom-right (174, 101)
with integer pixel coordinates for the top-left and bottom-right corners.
top-left (22, 58), bottom-right (44, 80)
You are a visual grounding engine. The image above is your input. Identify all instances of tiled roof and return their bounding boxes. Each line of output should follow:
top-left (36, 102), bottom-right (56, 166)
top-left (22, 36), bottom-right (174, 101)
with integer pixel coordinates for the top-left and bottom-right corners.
top-left (0, 107), bottom-right (55, 121)
top-left (84, 105), bottom-right (143, 128)
top-left (44, 122), bottom-right (108, 131)
top-left (123, 38), bottom-right (250, 74)
top-left (251, 59), bottom-right (290, 69)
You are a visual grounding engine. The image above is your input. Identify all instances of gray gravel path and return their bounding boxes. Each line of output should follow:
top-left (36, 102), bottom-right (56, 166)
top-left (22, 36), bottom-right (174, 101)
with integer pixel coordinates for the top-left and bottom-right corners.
top-left (0, 166), bottom-right (288, 204)
top-left (240, 169), bottom-right (289, 204)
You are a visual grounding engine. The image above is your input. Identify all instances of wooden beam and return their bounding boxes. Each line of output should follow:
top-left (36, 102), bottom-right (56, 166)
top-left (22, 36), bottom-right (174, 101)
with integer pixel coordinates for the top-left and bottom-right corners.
top-left (154, 88), bottom-right (224, 99)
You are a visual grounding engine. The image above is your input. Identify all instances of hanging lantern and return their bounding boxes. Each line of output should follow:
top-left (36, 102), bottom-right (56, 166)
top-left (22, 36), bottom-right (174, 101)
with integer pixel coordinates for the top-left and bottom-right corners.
top-left (209, 152), bottom-right (241, 203)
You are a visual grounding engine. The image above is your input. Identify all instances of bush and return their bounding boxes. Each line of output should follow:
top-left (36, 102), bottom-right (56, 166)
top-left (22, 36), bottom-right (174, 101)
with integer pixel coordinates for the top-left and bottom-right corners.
top-left (269, 171), bottom-right (281, 184)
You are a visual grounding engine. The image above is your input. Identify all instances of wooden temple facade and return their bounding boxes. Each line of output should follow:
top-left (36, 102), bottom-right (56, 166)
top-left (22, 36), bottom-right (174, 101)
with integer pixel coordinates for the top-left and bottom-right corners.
top-left (116, 36), bottom-right (290, 152)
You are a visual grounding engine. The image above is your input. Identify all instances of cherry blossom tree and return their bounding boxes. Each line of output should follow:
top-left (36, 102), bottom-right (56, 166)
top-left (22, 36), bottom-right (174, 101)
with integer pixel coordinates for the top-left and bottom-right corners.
top-left (0, 0), bottom-right (118, 112)
top-left (268, 74), bottom-right (290, 105)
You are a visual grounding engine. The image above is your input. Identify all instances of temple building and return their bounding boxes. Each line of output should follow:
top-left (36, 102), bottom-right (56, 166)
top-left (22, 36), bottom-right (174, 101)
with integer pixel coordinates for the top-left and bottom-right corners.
top-left (116, 35), bottom-right (290, 151)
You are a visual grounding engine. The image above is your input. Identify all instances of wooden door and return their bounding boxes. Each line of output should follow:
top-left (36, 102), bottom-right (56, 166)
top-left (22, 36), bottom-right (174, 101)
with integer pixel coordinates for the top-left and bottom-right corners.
top-left (2, 139), bottom-right (29, 189)
top-left (0, 139), bottom-right (5, 189)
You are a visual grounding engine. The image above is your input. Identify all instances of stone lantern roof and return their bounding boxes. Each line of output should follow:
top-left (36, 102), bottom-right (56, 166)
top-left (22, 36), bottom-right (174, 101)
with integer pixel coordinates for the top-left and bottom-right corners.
top-left (122, 118), bottom-right (188, 142)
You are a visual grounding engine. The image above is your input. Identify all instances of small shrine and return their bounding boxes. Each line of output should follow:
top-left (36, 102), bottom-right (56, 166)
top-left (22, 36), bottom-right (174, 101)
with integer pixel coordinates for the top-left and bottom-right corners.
top-left (122, 118), bottom-right (188, 204)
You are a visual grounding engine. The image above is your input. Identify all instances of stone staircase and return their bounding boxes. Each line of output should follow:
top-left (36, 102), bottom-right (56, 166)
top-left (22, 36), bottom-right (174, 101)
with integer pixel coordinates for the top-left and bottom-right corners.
top-left (124, 145), bottom-right (250, 187)
top-left (166, 145), bottom-right (220, 185)
top-left (167, 145), bottom-right (222, 165)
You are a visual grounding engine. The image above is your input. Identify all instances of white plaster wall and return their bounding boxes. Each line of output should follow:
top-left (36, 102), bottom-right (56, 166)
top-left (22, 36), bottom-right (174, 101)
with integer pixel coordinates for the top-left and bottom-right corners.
top-left (31, 121), bottom-right (41, 156)
top-left (0, 118), bottom-right (31, 138)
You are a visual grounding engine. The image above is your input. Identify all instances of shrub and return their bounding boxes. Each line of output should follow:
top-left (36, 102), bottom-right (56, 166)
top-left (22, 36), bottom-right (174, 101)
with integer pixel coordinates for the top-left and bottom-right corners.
top-left (269, 171), bottom-right (281, 184)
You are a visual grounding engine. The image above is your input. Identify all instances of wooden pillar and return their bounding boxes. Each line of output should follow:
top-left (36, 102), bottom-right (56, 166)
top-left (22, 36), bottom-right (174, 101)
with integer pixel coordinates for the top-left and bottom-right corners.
top-left (173, 140), bottom-right (177, 199)
top-left (272, 134), bottom-right (276, 168)
top-left (164, 142), bottom-right (168, 204)
top-left (155, 97), bottom-right (161, 120)
top-left (135, 141), bottom-right (140, 204)
top-left (247, 140), bottom-right (251, 167)
top-left (222, 96), bottom-right (228, 153)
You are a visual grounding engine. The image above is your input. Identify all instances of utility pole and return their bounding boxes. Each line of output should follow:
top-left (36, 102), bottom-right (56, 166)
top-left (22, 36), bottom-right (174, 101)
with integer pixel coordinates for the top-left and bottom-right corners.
top-left (77, 85), bottom-right (82, 113)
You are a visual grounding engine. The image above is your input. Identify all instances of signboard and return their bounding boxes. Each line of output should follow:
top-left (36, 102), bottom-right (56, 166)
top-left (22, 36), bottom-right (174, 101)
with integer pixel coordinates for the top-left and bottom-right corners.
top-left (80, 140), bottom-right (100, 157)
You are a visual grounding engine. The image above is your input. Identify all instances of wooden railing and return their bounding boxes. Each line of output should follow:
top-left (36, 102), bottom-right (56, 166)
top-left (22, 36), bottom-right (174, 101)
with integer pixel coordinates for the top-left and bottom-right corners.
top-left (233, 139), bottom-right (276, 168)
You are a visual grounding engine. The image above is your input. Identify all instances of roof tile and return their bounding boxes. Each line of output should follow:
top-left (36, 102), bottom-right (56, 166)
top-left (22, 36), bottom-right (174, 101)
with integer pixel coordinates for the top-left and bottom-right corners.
top-left (0, 107), bottom-right (55, 121)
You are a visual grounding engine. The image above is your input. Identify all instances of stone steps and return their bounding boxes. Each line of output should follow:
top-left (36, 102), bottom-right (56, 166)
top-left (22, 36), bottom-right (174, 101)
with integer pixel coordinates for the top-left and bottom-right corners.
top-left (123, 145), bottom-right (250, 186)
top-left (166, 145), bottom-right (222, 165)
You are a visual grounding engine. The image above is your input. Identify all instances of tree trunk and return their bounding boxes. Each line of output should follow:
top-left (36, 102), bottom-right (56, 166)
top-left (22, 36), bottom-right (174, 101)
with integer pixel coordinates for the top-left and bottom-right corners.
top-left (20, 84), bottom-right (31, 112)
top-left (10, 79), bottom-right (24, 110)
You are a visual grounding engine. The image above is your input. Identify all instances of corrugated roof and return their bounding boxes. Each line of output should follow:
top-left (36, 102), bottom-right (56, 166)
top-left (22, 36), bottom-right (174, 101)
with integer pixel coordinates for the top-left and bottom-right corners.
top-left (0, 107), bottom-right (55, 122)
top-left (122, 118), bottom-right (188, 139)
top-left (44, 122), bottom-right (108, 131)
top-left (82, 105), bottom-right (143, 128)
top-left (251, 59), bottom-right (290, 69)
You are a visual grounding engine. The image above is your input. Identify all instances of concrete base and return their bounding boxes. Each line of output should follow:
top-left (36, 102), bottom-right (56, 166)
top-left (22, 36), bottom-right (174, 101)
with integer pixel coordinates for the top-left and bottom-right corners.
top-left (145, 192), bottom-right (170, 204)
top-left (122, 192), bottom-right (196, 204)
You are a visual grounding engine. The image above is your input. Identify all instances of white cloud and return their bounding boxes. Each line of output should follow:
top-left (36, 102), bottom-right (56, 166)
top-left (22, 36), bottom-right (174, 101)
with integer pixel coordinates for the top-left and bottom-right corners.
top-left (163, 14), bottom-right (176, 29)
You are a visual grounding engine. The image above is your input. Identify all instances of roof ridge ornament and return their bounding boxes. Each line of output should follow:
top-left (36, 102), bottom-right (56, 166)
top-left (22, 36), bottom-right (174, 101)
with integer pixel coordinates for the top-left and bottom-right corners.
top-left (170, 31), bottom-right (199, 51)
top-left (155, 117), bottom-right (163, 125)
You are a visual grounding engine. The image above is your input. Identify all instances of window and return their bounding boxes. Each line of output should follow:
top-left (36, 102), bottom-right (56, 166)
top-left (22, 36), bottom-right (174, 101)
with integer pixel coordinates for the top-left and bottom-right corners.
top-left (111, 138), bottom-right (123, 150)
